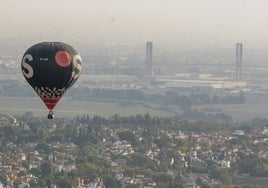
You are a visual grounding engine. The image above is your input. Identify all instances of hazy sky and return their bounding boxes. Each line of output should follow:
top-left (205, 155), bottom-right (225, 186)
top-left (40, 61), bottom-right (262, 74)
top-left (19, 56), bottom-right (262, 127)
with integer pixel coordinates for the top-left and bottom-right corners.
top-left (1, 0), bottom-right (268, 48)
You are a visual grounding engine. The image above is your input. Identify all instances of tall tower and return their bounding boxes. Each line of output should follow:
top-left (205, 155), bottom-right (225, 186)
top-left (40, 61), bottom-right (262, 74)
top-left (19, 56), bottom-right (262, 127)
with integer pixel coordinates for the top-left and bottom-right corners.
top-left (236, 43), bottom-right (243, 81)
top-left (146, 42), bottom-right (153, 76)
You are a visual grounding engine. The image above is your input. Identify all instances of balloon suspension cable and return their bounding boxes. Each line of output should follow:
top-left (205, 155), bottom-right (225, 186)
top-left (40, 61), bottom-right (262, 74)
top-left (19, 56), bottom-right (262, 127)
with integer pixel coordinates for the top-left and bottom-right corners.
top-left (47, 110), bottom-right (55, 119)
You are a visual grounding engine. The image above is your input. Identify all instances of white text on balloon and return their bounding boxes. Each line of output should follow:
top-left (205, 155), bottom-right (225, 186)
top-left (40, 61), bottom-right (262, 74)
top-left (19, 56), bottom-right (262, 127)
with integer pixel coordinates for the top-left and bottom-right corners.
top-left (22, 54), bottom-right (34, 78)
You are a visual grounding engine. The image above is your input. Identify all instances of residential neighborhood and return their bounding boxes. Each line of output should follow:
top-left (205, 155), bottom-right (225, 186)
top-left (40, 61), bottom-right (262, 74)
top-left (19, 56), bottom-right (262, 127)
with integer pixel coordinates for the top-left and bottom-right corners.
top-left (0, 113), bottom-right (267, 188)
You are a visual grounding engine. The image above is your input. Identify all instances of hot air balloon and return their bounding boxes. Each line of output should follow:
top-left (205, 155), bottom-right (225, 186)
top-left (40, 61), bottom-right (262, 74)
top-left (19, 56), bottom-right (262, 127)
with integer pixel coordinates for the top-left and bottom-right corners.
top-left (21, 42), bottom-right (82, 119)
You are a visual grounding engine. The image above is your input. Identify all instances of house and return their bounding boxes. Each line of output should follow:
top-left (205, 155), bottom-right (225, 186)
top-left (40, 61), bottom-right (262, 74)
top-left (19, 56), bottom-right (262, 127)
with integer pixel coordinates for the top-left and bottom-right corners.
top-left (17, 182), bottom-right (29, 188)
top-left (182, 176), bottom-right (196, 188)
top-left (0, 115), bottom-right (17, 126)
top-left (143, 181), bottom-right (157, 188)
top-left (215, 160), bottom-right (231, 168)
top-left (190, 159), bottom-right (207, 172)
top-left (112, 140), bottom-right (134, 155)
top-left (86, 177), bottom-right (105, 188)
top-left (233, 130), bottom-right (245, 136)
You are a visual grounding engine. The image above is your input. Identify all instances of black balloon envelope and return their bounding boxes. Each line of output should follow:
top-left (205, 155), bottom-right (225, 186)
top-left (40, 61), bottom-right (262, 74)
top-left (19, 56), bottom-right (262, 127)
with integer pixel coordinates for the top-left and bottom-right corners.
top-left (21, 42), bottom-right (82, 119)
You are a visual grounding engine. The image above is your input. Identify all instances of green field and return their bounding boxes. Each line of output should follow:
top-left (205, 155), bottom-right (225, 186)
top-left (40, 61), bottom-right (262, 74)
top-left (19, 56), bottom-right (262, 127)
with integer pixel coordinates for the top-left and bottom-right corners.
top-left (194, 95), bottom-right (268, 121)
top-left (0, 97), bottom-right (176, 118)
top-left (2, 94), bottom-right (268, 121)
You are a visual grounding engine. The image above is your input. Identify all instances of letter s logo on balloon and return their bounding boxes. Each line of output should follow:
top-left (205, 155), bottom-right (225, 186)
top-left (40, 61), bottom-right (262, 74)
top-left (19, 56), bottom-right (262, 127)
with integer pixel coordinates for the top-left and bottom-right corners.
top-left (72, 55), bottom-right (82, 79)
top-left (22, 54), bottom-right (34, 78)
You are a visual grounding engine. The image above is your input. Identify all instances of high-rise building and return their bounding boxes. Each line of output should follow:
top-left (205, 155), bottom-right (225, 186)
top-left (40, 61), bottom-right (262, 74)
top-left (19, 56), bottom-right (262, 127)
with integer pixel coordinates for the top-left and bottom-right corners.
top-left (146, 42), bottom-right (153, 76)
top-left (236, 43), bottom-right (243, 81)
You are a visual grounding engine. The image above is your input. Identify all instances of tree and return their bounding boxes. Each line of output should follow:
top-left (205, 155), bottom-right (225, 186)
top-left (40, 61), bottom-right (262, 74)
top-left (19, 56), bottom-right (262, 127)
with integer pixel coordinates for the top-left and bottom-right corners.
top-left (38, 178), bottom-right (46, 187)
top-left (78, 143), bottom-right (97, 157)
top-left (209, 166), bottom-right (232, 185)
top-left (153, 135), bottom-right (169, 149)
top-left (0, 175), bottom-right (7, 186)
top-left (238, 154), bottom-right (268, 177)
top-left (118, 131), bottom-right (137, 145)
top-left (103, 175), bottom-right (118, 188)
top-left (153, 172), bottom-right (172, 186)
top-left (36, 142), bottom-right (51, 155)
top-left (40, 162), bottom-right (54, 177)
top-left (125, 185), bottom-right (139, 188)
top-left (78, 162), bottom-right (102, 179)
top-left (3, 126), bottom-right (16, 142)
top-left (128, 152), bottom-right (148, 168)
top-left (54, 177), bottom-right (72, 188)
top-left (30, 168), bottom-right (42, 177)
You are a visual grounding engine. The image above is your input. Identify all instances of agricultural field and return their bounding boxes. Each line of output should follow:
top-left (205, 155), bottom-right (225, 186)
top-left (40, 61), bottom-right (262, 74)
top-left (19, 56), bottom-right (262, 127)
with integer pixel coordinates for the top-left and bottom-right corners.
top-left (194, 95), bottom-right (268, 121)
top-left (2, 94), bottom-right (268, 121)
top-left (0, 97), bottom-right (176, 118)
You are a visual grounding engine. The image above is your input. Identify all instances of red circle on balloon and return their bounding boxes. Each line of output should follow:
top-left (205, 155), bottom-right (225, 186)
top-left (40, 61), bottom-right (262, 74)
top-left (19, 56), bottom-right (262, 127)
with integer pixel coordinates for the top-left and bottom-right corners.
top-left (55, 51), bottom-right (71, 67)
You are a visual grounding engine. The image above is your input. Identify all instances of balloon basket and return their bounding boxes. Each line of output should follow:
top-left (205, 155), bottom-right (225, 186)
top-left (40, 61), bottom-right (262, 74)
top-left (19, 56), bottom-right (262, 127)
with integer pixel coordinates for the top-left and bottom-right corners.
top-left (47, 110), bottom-right (55, 119)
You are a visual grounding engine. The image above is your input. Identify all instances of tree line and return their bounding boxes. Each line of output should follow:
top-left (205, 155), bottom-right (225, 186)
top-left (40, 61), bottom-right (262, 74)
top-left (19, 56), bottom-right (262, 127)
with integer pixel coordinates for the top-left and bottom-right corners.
top-left (70, 87), bottom-right (245, 108)
top-left (0, 80), bottom-right (245, 110)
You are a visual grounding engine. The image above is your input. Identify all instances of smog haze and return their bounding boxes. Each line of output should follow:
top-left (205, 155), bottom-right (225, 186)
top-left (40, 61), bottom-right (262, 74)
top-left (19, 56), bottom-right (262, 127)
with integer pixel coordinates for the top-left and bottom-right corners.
top-left (1, 0), bottom-right (268, 48)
